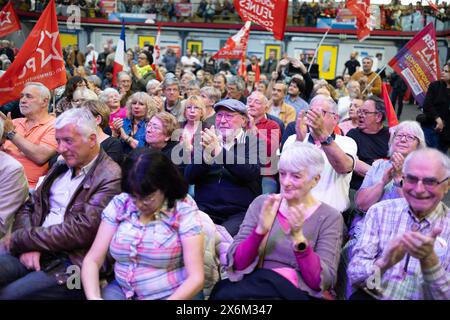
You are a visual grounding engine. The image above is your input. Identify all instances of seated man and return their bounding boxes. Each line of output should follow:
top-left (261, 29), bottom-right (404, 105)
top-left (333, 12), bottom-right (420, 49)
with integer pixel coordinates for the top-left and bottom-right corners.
top-left (348, 148), bottom-right (450, 300)
top-left (347, 96), bottom-right (390, 190)
top-left (185, 99), bottom-right (262, 237)
top-left (0, 82), bottom-right (58, 189)
top-left (0, 108), bottom-right (122, 299)
top-left (283, 94), bottom-right (357, 214)
top-left (0, 119), bottom-right (28, 239)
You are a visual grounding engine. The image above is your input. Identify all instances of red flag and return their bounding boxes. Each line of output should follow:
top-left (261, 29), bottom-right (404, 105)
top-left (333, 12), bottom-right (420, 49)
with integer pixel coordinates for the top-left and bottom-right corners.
top-left (212, 22), bottom-right (251, 60)
top-left (91, 53), bottom-right (97, 75)
top-left (234, 0), bottom-right (288, 40)
top-left (426, 0), bottom-right (439, 13)
top-left (388, 23), bottom-right (440, 106)
top-left (346, 0), bottom-right (371, 42)
top-left (382, 82), bottom-right (398, 127)
top-left (0, 0), bottom-right (66, 105)
top-left (0, 1), bottom-right (21, 38)
top-left (253, 61), bottom-right (260, 84)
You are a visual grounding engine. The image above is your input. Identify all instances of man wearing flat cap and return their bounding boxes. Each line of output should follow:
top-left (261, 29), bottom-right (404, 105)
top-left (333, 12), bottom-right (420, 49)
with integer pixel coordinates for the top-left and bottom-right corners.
top-left (185, 99), bottom-right (262, 236)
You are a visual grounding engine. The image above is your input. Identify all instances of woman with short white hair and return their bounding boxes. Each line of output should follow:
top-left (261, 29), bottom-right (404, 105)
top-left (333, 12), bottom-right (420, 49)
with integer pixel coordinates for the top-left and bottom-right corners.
top-left (210, 142), bottom-right (344, 300)
top-left (99, 88), bottom-right (126, 128)
top-left (71, 88), bottom-right (98, 108)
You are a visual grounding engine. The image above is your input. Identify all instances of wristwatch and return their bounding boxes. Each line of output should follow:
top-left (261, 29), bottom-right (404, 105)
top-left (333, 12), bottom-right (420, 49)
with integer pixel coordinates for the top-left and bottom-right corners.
top-left (5, 130), bottom-right (16, 140)
top-left (320, 135), bottom-right (334, 146)
top-left (294, 241), bottom-right (308, 252)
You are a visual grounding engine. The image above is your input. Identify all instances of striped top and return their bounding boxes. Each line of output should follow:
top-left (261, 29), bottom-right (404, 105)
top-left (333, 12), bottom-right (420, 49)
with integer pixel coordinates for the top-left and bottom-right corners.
top-left (102, 193), bottom-right (202, 300)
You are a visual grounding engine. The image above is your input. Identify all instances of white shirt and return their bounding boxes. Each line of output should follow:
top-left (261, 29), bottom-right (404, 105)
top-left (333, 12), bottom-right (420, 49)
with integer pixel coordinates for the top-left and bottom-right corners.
top-left (85, 50), bottom-right (99, 68)
top-left (337, 96), bottom-right (351, 122)
top-left (284, 133), bottom-right (358, 212)
top-left (180, 56), bottom-right (200, 73)
top-left (268, 105), bottom-right (281, 118)
top-left (42, 156), bottom-right (98, 228)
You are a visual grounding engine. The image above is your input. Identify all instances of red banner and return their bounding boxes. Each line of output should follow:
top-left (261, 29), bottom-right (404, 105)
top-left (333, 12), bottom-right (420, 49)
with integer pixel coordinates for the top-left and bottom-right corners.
top-left (0, 0), bottom-right (66, 105)
top-left (346, 0), bottom-right (371, 41)
top-left (388, 23), bottom-right (440, 106)
top-left (0, 1), bottom-right (21, 38)
top-left (382, 82), bottom-right (398, 127)
top-left (233, 0), bottom-right (288, 41)
top-left (212, 22), bottom-right (251, 60)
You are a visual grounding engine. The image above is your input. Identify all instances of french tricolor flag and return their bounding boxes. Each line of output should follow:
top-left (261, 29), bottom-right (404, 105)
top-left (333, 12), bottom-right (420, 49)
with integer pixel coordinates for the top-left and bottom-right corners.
top-left (113, 21), bottom-right (126, 87)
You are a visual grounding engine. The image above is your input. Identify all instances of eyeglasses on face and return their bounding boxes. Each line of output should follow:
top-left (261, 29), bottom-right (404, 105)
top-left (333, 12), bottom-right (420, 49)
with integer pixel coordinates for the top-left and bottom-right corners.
top-left (357, 110), bottom-right (378, 116)
top-left (216, 112), bottom-right (238, 121)
top-left (402, 174), bottom-right (449, 188)
top-left (394, 134), bottom-right (418, 143)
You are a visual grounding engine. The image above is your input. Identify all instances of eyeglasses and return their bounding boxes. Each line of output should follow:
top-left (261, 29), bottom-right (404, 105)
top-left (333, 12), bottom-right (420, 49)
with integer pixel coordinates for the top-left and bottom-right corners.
top-left (216, 112), bottom-right (239, 122)
top-left (147, 124), bottom-right (164, 132)
top-left (131, 193), bottom-right (156, 205)
top-left (394, 134), bottom-right (418, 143)
top-left (357, 110), bottom-right (378, 116)
top-left (402, 174), bottom-right (449, 188)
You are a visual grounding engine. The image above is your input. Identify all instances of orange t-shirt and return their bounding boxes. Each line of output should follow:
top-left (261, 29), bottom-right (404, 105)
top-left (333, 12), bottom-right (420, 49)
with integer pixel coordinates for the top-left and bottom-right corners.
top-left (3, 116), bottom-right (57, 188)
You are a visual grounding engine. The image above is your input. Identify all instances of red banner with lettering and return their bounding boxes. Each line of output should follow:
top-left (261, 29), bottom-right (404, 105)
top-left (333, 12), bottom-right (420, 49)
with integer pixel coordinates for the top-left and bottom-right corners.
top-left (388, 23), bottom-right (440, 107)
top-left (233, 0), bottom-right (288, 41)
top-left (0, 0), bottom-right (66, 105)
top-left (0, 1), bottom-right (21, 38)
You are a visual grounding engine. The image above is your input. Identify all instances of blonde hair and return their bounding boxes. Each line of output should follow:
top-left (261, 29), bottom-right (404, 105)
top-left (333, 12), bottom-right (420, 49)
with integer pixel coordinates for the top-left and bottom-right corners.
top-left (183, 95), bottom-right (207, 121)
top-left (125, 92), bottom-right (158, 120)
top-left (151, 111), bottom-right (179, 138)
top-left (81, 100), bottom-right (111, 130)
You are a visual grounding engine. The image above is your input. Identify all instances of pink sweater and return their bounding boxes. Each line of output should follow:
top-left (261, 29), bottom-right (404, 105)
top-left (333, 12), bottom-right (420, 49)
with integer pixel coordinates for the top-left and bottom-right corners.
top-left (233, 219), bottom-right (323, 291)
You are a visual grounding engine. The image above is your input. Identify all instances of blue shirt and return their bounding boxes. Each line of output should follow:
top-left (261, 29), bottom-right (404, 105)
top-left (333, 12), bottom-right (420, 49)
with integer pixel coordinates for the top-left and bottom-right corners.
top-left (285, 95), bottom-right (309, 114)
top-left (122, 118), bottom-right (147, 154)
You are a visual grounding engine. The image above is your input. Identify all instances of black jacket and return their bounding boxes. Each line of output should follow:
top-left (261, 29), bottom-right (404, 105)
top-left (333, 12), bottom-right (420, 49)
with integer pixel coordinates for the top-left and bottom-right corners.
top-left (422, 80), bottom-right (450, 143)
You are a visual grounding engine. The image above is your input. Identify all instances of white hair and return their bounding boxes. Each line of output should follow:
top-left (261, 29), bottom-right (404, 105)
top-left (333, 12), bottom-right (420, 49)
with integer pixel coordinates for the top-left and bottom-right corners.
top-left (146, 79), bottom-right (161, 92)
top-left (73, 88), bottom-right (98, 101)
top-left (388, 121), bottom-right (426, 156)
top-left (309, 94), bottom-right (338, 114)
top-left (55, 107), bottom-right (98, 140)
top-left (99, 87), bottom-right (119, 104)
top-left (24, 82), bottom-right (51, 102)
top-left (403, 147), bottom-right (450, 178)
top-left (279, 142), bottom-right (325, 179)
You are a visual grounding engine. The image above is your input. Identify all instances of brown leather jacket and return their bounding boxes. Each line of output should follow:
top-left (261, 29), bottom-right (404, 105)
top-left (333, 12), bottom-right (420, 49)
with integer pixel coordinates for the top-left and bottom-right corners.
top-left (10, 149), bottom-right (122, 268)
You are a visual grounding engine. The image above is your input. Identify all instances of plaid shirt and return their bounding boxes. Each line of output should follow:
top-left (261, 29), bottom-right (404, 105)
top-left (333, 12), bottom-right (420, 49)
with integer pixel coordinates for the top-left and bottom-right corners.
top-left (102, 193), bottom-right (202, 300)
top-left (348, 198), bottom-right (450, 300)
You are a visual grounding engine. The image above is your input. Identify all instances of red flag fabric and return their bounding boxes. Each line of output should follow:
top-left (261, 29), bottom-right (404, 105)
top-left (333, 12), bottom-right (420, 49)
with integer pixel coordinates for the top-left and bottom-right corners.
top-left (0, 1), bottom-right (21, 38)
top-left (91, 53), bottom-right (97, 75)
top-left (233, 0), bottom-right (288, 41)
top-left (426, 0), bottom-right (439, 13)
top-left (346, 0), bottom-right (371, 42)
top-left (382, 82), bottom-right (398, 127)
top-left (212, 21), bottom-right (251, 60)
top-left (254, 61), bottom-right (260, 84)
top-left (0, 0), bottom-right (66, 105)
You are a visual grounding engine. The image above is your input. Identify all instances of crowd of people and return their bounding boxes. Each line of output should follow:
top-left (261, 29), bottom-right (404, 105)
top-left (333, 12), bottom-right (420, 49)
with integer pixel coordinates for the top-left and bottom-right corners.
top-left (0, 29), bottom-right (449, 300)
top-left (8, 0), bottom-right (450, 29)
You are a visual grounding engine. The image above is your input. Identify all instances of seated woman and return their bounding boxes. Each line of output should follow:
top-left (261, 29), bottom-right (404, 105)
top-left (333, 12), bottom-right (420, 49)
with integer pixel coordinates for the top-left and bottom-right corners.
top-left (82, 100), bottom-right (124, 165)
top-left (145, 111), bottom-right (180, 160)
top-left (99, 88), bottom-right (127, 129)
top-left (210, 142), bottom-right (344, 300)
top-left (55, 76), bottom-right (88, 116)
top-left (112, 92), bottom-right (157, 154)
top-left (338, 98), bottom-right (363, 136)
top-left (81, 149), bottom-right (205, 300)
top-left (180, 95), bottom-right (212, 150)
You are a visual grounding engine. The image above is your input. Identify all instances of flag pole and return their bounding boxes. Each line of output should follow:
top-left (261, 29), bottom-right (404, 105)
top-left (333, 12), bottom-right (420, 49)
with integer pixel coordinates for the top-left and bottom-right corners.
top-left (362, 64), bottom-right (388, 95)
top-left (308, 27), bottom-right (331, 73)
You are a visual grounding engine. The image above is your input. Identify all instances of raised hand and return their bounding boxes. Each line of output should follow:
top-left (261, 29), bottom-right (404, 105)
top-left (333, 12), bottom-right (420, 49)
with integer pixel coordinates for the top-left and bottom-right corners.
top-left (376, 236), bottom-right (407, 272)
top-left (286, 203), bottom-right (307, 242)
top-left (295, 110), bottom-right (308, 142)
top-left (256, 194), bottom-right (282, 235)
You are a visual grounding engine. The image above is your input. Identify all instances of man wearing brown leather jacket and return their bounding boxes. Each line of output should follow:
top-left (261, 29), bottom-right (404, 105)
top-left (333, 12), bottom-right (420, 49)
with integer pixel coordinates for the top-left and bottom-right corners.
top-left (0, 108), bottom-right (121, 299)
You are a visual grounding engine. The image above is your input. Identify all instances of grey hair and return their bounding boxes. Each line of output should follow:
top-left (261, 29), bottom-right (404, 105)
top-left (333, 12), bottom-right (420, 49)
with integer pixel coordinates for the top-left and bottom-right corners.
top-left (86, 75), bottom-right (102, 87)
top-left (24, 82), bottom-right (51, 102)
top-left (73, 88), bottom-right (98, 101)
top-left (146, 79), bottom-right (161, 92)
top-left (279, 142), bottom-right (325, 179)
top-left (346, 80), bottom-right (361, 99)
top-left (403, 147), bottom-right (450, 178)
top-left (388, 121), bottom-right (426, 156)
top-left (362, 56), bottom-right (374, 63)
top-left (249, 91), bottom-right (268, 105)
top-left (187, 79), bottom-right (200, 89)
top-left (162, 77), bottom-right (180, 90)
top-left (200, 86), bottom-right (221, 104)
top-left (55, 107), bottom-right (98, 140)
top-left (309, 94), bottom-right (338, 114)
top-left (227, 76), bottom-right (245, 92)
top-left (99, 88), bottom-right (119, 104)
top-left (117, 71), bottom-right (131, 81)
top-left (365, 95), bottom-right (386, 122)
